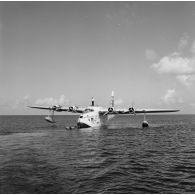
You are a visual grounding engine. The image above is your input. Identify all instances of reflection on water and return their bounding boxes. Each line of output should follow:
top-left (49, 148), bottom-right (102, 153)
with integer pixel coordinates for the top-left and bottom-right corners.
top-left (0, 115), bottom-right (195, 193)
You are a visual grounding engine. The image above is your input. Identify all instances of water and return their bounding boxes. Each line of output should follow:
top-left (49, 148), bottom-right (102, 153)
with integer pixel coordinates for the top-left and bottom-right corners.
top-left (0, 115), bottom-right (195, 193)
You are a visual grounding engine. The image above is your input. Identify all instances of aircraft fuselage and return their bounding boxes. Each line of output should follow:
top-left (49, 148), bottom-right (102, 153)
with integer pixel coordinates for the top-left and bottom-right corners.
top-left (77, 106), bottom-right (107, 128)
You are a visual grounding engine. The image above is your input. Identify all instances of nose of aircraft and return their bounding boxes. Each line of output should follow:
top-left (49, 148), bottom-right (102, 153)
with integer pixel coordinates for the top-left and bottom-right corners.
top-left (77, 115), bottom-right (90, 128)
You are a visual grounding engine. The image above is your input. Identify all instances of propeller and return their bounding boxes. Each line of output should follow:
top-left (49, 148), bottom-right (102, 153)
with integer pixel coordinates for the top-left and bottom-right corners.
top-left (68, 106), bottom-right (78, 112)
top-left (52, 105), bottom-right (62, 111)
top-left (108, 107), bottom-right (114, 112)
top-left (129, 102), bottom-right (136, 115)
top-left (103, 107), bottom-right (114, 116)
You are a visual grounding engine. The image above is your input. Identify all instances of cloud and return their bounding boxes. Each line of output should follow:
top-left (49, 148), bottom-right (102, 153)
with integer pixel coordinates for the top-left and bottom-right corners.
top-left (12, 95), bottom-right (31, 109)
top-left (151, 53), bottom-right (195, 74)
top-left (151, 34), bottom-right (195, 77)
top-left (178, 33), bottom-right (189, 51)
top-left (162, 89), bottom-right (183, 104)
top-left (105, 3), bottom-right (138, 27)
top-left (191, 40), bottom-right (195, 54)
top-left (151, 37), bottom-right (195, 89)
top-left (176, 74), bottom-right (195, 87)
top-left (145, 49), bottom-right (157, 61)
top-left (59, 95), bottom-right (67, 105)
top-left (0, 95), bottom-right (32, 110)
top-left (35, 98), bottom-right (57, 106)
top-left (35, 95), bottom-right (69, 106)
top-left (162, 89), bottom-right (176, 104)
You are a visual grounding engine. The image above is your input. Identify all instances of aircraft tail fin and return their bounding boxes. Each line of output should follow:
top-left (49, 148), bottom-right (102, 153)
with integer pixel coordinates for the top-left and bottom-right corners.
top-left (111, 91), bottom-right (114, 108)
top-left (91, 97), bottom-right (95, 106)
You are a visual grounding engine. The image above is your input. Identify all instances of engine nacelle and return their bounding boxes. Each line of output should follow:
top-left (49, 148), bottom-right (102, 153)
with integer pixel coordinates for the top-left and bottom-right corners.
top-left (52, 105), bottom-right (62, 111)
top-left (52, 105), bottom-right (57, 110)
top-left (129, 107), bottom-right (135, 113)
top-left (69, 106), bottom-right (78, 112)
top-left (108, 107), bottom-right (114, 112)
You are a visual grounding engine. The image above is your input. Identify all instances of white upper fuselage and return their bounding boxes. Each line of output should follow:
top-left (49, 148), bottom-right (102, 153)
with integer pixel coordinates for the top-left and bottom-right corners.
top-left (77, 106), bottom-right (106, 128)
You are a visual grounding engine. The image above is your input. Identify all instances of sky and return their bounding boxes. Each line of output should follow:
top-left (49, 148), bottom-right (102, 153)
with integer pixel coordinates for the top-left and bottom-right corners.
top-left (0, 1), bottom-right (195, 115)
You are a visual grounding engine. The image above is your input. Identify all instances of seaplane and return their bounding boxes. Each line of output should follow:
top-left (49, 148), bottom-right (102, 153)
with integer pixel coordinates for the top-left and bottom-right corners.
top-left (28, 91), bottom-right (179, 129)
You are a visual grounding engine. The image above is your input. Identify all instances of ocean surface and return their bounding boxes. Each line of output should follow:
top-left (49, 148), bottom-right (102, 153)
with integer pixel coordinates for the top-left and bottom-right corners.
top-left (0, 114), bottom-right (195, 193)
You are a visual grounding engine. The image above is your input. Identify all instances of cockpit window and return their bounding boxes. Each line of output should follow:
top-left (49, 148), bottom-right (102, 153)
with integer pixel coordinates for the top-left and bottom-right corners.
top-left (84, 108), bottom-right (94, 113)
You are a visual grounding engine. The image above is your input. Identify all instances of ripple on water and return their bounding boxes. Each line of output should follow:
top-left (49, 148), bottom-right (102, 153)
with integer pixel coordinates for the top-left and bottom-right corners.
top-left (1, 115), bottom-right (195, 193)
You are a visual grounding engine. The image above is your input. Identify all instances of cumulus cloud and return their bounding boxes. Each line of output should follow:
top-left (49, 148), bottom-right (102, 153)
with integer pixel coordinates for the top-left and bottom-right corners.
top-left (162, 89), bottom-right (176, 104)
top-left (162, 89), bottom-right (183, 104)
top-left (151, 53), bottom-right (195, 74)
top-left (178, 33), bottom-right (189, 51)
top-left (35, 95), bottom-right (69, 106)
top-left (35, 98), bottom-right (57, 106)
top-left (145, 49), bottom-right (157, 61)
top-left (12, 95), bottom-right (31, 109)
top-left (176, 74), bottom-right (195, 87)
top-left (151, 35), bottom-right (195, 89)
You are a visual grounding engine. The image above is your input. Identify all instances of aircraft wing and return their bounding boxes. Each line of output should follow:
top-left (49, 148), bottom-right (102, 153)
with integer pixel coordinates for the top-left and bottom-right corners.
top-left (28, 105), bottom-right (85, 113)
top-left (133, 109), bottom-right (180, 114)
top-left (99, 108), bottom-right (179, 115)
top-left (28, 106), bottom-right (54, 110)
